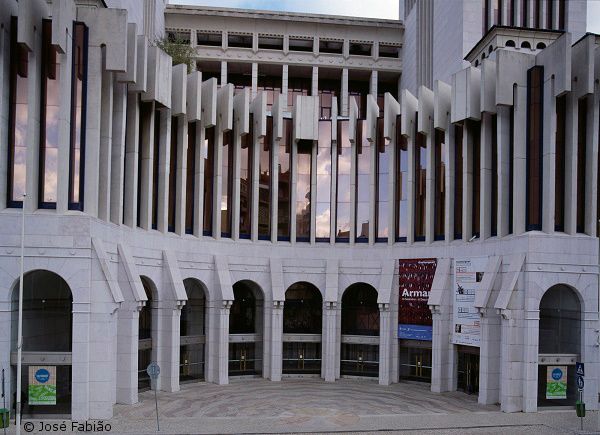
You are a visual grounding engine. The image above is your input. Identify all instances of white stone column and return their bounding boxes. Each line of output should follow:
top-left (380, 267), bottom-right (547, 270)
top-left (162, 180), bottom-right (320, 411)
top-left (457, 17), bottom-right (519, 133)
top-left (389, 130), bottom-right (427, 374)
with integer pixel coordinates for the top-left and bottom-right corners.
top-left (378, 303), bottom-right (391, 385)
top-left (542, 83), bottom-right (556, 233)
top-left (478, 310), bottom-right (501, 405)
top-left (157, 305), bottom-right (182, 392)
top-left (0, 299), bottom-right (12, 413)
top-left (462, 121), bottom-right (474, 241)
top-left (582, 308), bottom-right (600, 409)
top-left (341, 68), bottom-right (349, 117)
top-left (175, 116), bottom-right (187, 235)
top-left (139, 102), bottom-right (155, 230)
top-left (522, 309), bottom-right (539, 412)
top-left (220, 61), bottom-right (227, 86)
top-left (98, 67), bottom-right (114, 222)
top-left (370, 70), bottom-right (378, 98)
top-left (430, 307), bottom-right (452, 392)
top-left (497, 106), bottom-right (511, 237)
top-left (406, 134), bottom-right (415, 244)
top-left (251, 62), bottom-right (258, 99)
top-left (444, 125), bottom-right (455, 242)
top-left (425, 129), bottom-right (434, 243)
top-left (71, 304), bottom-right (91, 420)
top-left (207, 300), bottom-right (231, 385)
top-left (322, 301), bottom-right (338, 382)
top-left (116, 303), bottom-right (140, 404)
top-left (110, 82), bottom-right (127, 225)
top-left (157, 110), bottom-right (171, 233)
top-left (123, 93), bottom-right (140, 228)
top-left (281, 65), bottom-right (289, 109)
top-left (584, 95), bottom-right (598, 236)
top-left (499, 310), bottom-right (523, 412)
top-left (513, 87), bottom-right (527, 235)
top-left (311, 66), bottom-right (318, 96)
top-left (56, 38), bottom-right (72, 214)
top-left (480, 113), bottom-right (492, 239)
top-left (269, 301), bottom-right (284, 381)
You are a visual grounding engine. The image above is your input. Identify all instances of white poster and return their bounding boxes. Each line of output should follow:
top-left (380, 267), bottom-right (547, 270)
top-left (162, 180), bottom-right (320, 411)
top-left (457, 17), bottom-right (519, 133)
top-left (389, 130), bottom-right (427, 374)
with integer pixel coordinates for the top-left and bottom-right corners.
top-left (452, 257), bottom-right (487, 347)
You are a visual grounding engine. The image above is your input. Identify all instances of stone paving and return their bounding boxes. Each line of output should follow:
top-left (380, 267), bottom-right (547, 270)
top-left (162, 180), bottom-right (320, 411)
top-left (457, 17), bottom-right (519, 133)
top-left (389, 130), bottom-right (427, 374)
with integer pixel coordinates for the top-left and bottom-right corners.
top-left (9, 378), bottom-right (600, 434)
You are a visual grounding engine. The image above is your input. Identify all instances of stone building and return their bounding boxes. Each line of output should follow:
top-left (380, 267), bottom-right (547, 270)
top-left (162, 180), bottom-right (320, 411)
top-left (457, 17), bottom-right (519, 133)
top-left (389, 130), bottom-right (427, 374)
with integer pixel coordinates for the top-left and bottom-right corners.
top-left (0, 0), bottom-right (597, 420)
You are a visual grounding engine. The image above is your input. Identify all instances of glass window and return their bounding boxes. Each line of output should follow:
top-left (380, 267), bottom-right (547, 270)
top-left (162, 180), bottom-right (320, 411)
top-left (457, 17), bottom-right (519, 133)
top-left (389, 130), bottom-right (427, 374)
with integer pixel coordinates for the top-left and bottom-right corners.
top-left (414, 128), bottom-right (427, 241)
top-left (434, 129), bottom-right (446, 240)
top-left (258, 117), bottom-right (273, 239)
top-left (221, 129), bottom-right (234, 237)
top-left (491, 115), bottom-right (498, 237)
top-left (522, 0), bottom-right (529, 27)
top-left (278, 119), bottom-right (292, 240)
top-left (356, 120), bottom-right (371, 242)
top-left (257, 76), bottom-right (281, 111)
top-left (296, 140), bottom-right (312, 241)
top-left (168, 117), bottom-right (178, 232)
top-left (454, 124), bottom-right (463, 239)
top-left (348, 80), bottom-right (369, 119)
top-left (203, 127), bottom-right (215, 236)
top-left (287, 77), bottom-right (310, 109)
top-left (69, 22), bottom-right (88, 210)
top-left (472, 121), bottom-right (481, 238)
top-left (185, 122), bottom-right (196, 234)
top-left (316, 120), bottom-right (331, 241)
top-left (576, 97), bottom-right (587, 234)
top-left (534, 0), bottom-right (541, 28)
top-left (7, 17), bottom-right (28, 208)
top-left (336, 120), bottom-right (351, 241)
top-left (283, 283), bottom-right (322, 334)
top-left (39, 20), bottom-right (60, 208)
top-left (239, 117), bottom-right (253, 238)
top-left (395, 116), bottom-right (408, 241)
top-left (558, 0), bottom-right (566, 30)
top-left (526, 66), bottom-right (543, 231)
top-left (554, 96), bottom-right (566, 232)
top-left (318, 78), bottom-right (339, 120)
top-left (376, 118), bottom-right (390, 241)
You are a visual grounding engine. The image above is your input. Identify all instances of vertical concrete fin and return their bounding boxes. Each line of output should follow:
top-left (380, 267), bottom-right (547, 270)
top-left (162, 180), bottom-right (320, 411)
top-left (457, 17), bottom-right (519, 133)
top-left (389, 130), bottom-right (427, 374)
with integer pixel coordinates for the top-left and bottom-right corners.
top-left (494, 253), bottom-right (526, 311)
top-left (214, 255), bottom-right (234, 301)
top-left (270, 257), bottom-right (285, 302)
top-left (427, 258), bottom-right (451, 308)
top-left (349, 96), bottom-right (359, 143)
top-left (162, 250), bottom-right (188, 303)
top-left (91, 238), bottom-right (124, 303)
top-left (383, 93), bottom-right (401, 140)
top-left (272, 93), bottom-right (284, 140)
top-left (377, 259), bottom-right (395, 305)
top-left (473, 256), bottom-right (502, 310)
top-left (365, 94), bottom-right (379, 142)
top-left (117, 243), bottom-right (147, 302)
top-left (433, 80), bottom-right (451, 130)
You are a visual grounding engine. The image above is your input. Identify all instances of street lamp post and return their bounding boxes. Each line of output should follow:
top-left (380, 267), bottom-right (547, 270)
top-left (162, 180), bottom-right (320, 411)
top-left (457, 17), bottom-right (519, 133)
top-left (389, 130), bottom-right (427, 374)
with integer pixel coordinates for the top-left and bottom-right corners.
top-left (15, 194), bottom-right (26, 435)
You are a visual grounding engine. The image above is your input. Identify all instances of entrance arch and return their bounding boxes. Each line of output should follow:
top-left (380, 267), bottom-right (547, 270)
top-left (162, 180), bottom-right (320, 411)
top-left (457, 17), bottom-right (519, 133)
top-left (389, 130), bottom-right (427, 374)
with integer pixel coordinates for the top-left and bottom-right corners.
top-left (10, 270), bottom-right (73, 416)
top-left (138, 276), bottom-right (157, 392)
top-left (340, 283), bottom-right (379, 377)
top-left (228, 280), bottom-right (264, 377)
top-left (282, 282), bottom-right (322, 375)
top-left (537, 284), bottom-right (582, 407)
top-left (180, 278), bottom-right (207, 383)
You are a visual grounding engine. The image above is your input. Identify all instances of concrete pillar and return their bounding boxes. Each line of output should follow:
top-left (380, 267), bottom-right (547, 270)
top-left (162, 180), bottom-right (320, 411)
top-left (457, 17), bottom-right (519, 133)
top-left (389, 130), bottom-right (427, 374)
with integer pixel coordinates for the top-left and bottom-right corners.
top-left (138, 102), bottom-right (155, 230)
top-left (207, 301), bottom-right (231, 385)
top-left (542, 83), bottom-right (556, 233)
top-left (98, 67), bottom-right (114, 222)
top-left (499, 310), bottom-right (523, 412)
top-left (370, 70), bottom-right (378, 97)
top-left (425, 128), bottom-right (434, 243)
top-left (116, 303), bottom-right (140, 404)
top-left (0, 299), bottom-right (12, 413)
top-left (157, 306), bottom-right (181, 392)
top-left (444, 125), bottom-right (455, 243)
top-left (582, 309), bottom-right (600, 410)
top-left (123, 93), bottom-right (140, 228)
top-left (175, 116), bottom-right (187, 235)
top-left (24, 27), bottom-right (41, 212)
top-left (497, 106), bottom-right (511, 237)
top-left (322, 301), bottom-right (338, 382)
top-left (462, 120), bottom-right (474, 241)
top-left (71, 305), bottom-right (91, 420)
top-left (513, 87), bottom-right (527, 235)
top-left (56, 39), bottom-right (72, 214)
top-left (522, 309), bottom-right (539, 412)
top-left (110, 82), bottom-right (127, 225)
top-left (406, 134), bottom-right (415, 244)
top-left (157, 109), bottom-right (171, 233)
top-left (220, 61), bottom-right (227, 86)
top-left (251, 63), bottom-right (258, 99)
top-left (478, 311), bottom-right (501, 405)
top-left (378, 303), bottom-right (391, 385)
top-left (341, 68), bottom-right (349, 117)
top-left (431, 308), bottom-right (452, 392)
top-left (281, 64), bottom-right (289, 109)
top-left (311, 66), bottom-right (318, 96)
top-left (480, 113), bottom-right (492, 239)
top-left (269, 301), bottom-right (284, 381)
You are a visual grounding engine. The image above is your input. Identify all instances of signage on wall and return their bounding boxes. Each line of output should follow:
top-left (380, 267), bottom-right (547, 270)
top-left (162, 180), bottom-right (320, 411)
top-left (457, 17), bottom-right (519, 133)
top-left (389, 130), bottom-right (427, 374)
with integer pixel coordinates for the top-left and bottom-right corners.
top-left (546, 366), bottom-right (568, 399)
top-left (398, 258), bottom-right (437, 341)
top-left (28, 366), bottom-right (57, 405)
top-left (452, 257), bottom-right (486, 347)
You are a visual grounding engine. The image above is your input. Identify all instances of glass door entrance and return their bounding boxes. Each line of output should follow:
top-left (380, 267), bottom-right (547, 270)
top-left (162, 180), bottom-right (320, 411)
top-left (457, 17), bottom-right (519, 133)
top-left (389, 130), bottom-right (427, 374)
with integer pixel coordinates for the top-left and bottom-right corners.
top-left (457, 347), bottom-right (479, 394)
top-left (340, 344), bottom-right (378, 377)
top-left (399, 343), bottom-right (432, 382)
top-left (282, 342), bottom-right (321, 374)
top-left (228, 342), bottom-right (262, 376)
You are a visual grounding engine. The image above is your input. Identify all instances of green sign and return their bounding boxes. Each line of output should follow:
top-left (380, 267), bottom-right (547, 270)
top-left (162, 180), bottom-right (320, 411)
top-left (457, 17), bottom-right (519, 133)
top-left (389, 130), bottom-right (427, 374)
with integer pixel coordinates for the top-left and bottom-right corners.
top-left (28, 366), bottom-right (56, 405)
top-left (546, 365), bottom-right (567, 399)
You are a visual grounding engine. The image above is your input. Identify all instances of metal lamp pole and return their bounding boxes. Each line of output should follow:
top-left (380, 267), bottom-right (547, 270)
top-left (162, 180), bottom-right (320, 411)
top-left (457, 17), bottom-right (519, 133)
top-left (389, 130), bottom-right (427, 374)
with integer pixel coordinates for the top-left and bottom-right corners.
top-left (15, 194), bottom-right (26, 435)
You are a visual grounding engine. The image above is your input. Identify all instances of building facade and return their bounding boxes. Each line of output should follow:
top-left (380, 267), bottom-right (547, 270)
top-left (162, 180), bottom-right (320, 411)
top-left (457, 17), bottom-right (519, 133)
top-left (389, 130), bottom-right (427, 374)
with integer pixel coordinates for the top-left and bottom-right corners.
top-left (0, 0), bottom-right (598, 421)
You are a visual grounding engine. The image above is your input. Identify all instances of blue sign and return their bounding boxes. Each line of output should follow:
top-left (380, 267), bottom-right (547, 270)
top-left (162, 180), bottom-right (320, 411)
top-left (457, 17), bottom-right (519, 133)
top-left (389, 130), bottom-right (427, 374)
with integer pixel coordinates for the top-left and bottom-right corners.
top-left (398, 324), bottom-right (432, 341)
top-left (34, 368), bottom-right (50, 384)
top-left (577, 375), bottom-right (584, 391)
top-left (146, 362), bottom-right (160, 380)
top-left (552, 368), bottom-right (563, 381)
top-left (576, 362), bottom-right (584, 377)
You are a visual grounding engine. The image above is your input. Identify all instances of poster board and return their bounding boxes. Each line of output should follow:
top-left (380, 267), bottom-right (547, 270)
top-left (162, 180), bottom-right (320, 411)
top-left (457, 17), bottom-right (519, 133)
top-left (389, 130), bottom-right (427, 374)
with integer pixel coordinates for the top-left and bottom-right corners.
top-left (28, 366), bottom-right (57, 405)
top-left (546, 366), bottom-right (567, 399)
top-left (452, 257), bottom-right (486, 347)
top-left (398, 258), bottom-right (437, 341)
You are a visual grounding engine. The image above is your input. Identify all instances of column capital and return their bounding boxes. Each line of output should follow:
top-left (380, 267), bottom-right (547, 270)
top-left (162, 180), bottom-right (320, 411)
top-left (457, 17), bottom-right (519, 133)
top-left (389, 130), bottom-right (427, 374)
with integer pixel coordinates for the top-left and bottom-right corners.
top-left (222, 300), bottom-right (233, 311)
top-left (378, 302), bottom-right (390, 312)
top-left (324, 301), bottom-right (337, 310)
top-left (273, 300), bottom-right (284, 309)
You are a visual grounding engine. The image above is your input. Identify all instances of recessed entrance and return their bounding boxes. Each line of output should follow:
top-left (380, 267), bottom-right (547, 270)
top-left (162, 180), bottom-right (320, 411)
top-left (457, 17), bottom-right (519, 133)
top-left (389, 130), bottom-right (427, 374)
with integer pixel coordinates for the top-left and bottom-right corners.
top-left (180, 278), bottom-right (207, 383)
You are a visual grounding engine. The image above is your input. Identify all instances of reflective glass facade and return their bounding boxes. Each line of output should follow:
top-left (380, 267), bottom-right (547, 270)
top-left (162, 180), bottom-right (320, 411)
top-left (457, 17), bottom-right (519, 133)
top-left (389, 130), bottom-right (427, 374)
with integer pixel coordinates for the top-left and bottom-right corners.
top-left (355, 120), bottom-right (371, 242)
top-left (296, 140), bottom-right (312, 241)
top-left (376, 118), bottom-right (390, 241)
top-left (277, 119), bottom-right (292, 240)
top-left (316, 120), bottom-right (332, 240)
top-left (336, 120), bottom-right (351, 241)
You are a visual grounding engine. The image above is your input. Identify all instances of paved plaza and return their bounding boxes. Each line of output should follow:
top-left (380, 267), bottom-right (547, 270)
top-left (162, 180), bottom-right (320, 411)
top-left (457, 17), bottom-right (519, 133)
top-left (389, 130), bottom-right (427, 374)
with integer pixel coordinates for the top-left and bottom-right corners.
top-left (12, 378), bottom-right (600, 434)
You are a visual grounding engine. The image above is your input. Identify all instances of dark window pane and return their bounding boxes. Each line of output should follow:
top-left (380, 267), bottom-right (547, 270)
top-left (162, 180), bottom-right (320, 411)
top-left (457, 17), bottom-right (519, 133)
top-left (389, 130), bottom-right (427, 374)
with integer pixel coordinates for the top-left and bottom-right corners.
top-left (168, 117), bottom-right (178, 232)
top-left (454, 124), bottom-right (463, 239)
top-left (555, 95), bottom-right (566, 232)
top-left (240, 117), bottom-right (253, 238)
top-left (296, 140), bottom-right (312, 240)
top-left (356, 120), bottom-right (371, 241)
top-left (576, 97), bottom-right (587, 233)
top-left (185, 122), bottom-right (196, 234)
top-left (526, 66), bottom-right (543, 231)
top-left (472, 121), bottom-right (481, 238)
top-left (434, 129), bottom-right (446, 240)
top-left (203, 127), bottom-right (215, 235)
top-left (221, 129), bottom-right (233, 237)
top-left (284, 283), bottom-right (322, 334)
top-left (395, 116), bottom-right (409, 240)
top-left (258, 117), bottom-right (273, 238)
top-left (278, 119), bottom-right (293, 239)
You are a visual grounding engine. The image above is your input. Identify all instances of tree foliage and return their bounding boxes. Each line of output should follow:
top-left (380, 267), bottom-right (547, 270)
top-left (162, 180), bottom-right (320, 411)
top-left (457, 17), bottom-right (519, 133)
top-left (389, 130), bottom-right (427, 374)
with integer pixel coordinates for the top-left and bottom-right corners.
top-left (155, 36), bottom-right (195, 73)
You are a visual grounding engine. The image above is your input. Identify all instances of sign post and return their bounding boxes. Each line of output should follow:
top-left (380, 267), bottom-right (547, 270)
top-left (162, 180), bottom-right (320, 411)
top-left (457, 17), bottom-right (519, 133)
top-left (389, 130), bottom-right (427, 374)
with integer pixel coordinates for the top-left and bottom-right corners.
top-left (575, 362), bottom-right (585, 430)
top-left (146, 362), bottom-right (161, 432)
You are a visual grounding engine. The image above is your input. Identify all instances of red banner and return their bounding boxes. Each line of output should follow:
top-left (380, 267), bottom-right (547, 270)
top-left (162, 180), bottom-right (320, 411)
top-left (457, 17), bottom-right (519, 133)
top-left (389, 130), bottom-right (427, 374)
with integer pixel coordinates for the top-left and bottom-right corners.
top-left (398, 258), bottom-right (437, 340)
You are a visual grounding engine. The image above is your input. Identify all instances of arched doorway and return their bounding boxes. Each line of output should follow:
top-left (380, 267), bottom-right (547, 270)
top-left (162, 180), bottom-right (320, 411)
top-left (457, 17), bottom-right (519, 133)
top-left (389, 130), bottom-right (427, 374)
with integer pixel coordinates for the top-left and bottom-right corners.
top-left (282, 282), bottom-right (322, 375)
top-left (10, 270), bottom-right (73, 416)
top-left (340, 283), bottom-right (379, 377)
top-left (180, 279), bottom-right (207, 383)
top-left (138, 276), bottom-right (156, 392)
top-left (537, 284), bottom-right (581, 407)
top-left (228, 281), bottom-right (264, 377)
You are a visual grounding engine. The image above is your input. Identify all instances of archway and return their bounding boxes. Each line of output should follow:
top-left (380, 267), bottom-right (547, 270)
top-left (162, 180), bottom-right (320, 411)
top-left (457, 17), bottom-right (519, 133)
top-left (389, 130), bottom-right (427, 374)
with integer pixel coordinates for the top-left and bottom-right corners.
top-left (180, 279), bottom-right (207, 383)
top-left (138, 276), bottom-right (156, 392)
top-left (340, 283), bottom-right (379, 377)
top-left (10, 270), bottom-right (73, 416)
top-left (282, 282), bottom-right (322, 375)
top-left (537, 284), bottom-right (581, 407)
top-left (228, 280), bottom-right (264, 377)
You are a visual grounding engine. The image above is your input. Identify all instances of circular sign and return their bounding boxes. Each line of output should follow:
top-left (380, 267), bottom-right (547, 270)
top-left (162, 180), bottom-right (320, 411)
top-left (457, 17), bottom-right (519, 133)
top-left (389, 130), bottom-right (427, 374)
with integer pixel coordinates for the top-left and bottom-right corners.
top-left (577, 376), bottom-right (584, 390)
top-left (146, 362), bottom-right (160, 379)
top-left (552, 368), bottom-right (563, 381)
top-left (34, 368), bottom-right (50, 384)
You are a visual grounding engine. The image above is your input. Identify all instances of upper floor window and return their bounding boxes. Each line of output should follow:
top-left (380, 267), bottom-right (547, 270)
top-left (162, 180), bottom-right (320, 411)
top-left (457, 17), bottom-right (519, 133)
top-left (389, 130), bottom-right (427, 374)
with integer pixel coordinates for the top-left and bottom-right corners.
top-left (379, 43), bottom-right (400, 58)
top-left (336, 120), bottom-right (351, 242)
top-left (228, 33), bottom-right (252, 49)
top-left (319, 39), bottom-right (343, 55)
top-left (197, 31), bottom-right (222, 47)
top-left (166, 30), bottom-right (190, 44)
top-left (289, 37), bottom-right (313, 52)
top-left (349, 41), bottom-right (372, 56)
top-left (296, 139), bottom-right (313, 241)
top-left (258, 35), bottom-right (283, 50)
top-left (315, 120), bottom-right (332, 241)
